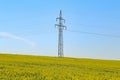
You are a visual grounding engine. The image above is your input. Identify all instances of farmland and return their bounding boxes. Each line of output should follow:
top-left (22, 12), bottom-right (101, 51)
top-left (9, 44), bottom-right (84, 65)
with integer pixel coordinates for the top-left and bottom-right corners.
top-left (0, 54), bottom-right (120, 80)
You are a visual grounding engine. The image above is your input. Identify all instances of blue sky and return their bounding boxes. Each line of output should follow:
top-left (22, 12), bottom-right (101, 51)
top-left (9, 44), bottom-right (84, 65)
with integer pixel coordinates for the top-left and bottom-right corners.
top-left (0, 0), bottom-right (120, 59)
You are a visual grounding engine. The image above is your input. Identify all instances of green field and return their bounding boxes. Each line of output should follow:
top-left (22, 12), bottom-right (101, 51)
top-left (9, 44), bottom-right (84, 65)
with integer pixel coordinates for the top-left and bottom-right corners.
top-left (0, 54), bottom-right (120, 80)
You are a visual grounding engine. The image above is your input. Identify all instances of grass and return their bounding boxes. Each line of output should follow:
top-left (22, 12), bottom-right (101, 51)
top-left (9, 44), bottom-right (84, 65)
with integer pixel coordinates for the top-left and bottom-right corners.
top-left (0, 54), bottom-right (120, 80)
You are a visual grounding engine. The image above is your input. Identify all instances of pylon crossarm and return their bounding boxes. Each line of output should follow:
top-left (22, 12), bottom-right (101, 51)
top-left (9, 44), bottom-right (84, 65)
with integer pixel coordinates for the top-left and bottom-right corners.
top-left (55, 24), bottom-right (59, 28)
top-left (56, 18), bottom-right (59, 21)
top-left (62, 19), bottom-right (65, 23)
top-left (63, 26), bottom-right (67, 30)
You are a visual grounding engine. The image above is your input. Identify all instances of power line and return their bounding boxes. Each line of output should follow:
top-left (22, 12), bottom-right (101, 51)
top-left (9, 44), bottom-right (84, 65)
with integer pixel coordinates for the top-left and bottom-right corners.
top-left (66, 30), bottom-right (120, 38)
top-left (12, 29), bottom-right (120, 38)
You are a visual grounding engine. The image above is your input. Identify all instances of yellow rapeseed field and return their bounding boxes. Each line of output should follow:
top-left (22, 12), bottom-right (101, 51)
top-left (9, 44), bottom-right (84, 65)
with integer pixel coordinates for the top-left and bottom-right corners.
top-left (0, 54), bottom-right (120, 80)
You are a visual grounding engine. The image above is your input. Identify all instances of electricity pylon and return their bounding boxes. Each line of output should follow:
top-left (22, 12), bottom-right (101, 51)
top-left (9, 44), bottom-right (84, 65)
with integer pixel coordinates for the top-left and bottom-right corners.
top-left (55, 10), bottom-right (67, 57)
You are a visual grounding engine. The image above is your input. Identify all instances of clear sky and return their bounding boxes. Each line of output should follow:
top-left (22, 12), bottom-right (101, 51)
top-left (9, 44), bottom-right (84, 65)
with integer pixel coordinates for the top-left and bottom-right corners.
top-left (0, 0), bottom-right (120, 60)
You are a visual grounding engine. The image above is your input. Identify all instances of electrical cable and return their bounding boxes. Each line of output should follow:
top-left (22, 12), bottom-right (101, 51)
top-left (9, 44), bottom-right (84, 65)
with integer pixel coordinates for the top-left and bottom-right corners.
top-left (66, 30), bottom-right (120, 38)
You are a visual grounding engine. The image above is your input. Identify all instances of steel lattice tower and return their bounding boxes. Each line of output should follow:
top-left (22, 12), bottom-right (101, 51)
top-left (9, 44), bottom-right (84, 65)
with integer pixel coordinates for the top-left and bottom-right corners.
top-left (55, 10), bottom-right (67, 57)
